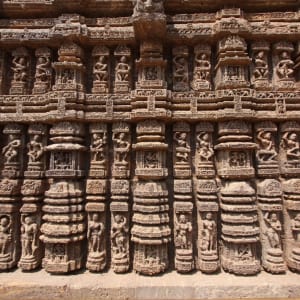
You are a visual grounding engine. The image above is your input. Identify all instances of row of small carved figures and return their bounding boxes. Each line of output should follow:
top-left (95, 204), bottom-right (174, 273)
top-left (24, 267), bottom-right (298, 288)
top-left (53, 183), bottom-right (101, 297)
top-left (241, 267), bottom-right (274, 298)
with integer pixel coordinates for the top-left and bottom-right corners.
top-left (3, 44), bottom-right (298, 93)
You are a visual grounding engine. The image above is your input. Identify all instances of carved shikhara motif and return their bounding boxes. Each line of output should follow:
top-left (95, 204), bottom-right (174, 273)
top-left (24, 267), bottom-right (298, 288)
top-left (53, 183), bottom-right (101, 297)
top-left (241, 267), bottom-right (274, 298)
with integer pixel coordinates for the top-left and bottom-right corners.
top-left (0, 2), bottom-right (300, 277)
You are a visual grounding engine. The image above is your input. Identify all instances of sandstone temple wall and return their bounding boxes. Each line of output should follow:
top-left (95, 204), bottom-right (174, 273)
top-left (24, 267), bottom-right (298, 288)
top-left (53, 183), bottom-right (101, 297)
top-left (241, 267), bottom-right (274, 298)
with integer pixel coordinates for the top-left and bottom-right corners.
top-left (0, 0), bottom-right (299, 276)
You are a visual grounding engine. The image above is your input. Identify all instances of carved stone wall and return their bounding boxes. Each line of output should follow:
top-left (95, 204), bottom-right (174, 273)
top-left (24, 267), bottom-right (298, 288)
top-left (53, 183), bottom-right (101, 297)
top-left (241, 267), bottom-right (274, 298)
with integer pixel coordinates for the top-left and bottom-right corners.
top-left (0, 0), bottom-right (299, 277)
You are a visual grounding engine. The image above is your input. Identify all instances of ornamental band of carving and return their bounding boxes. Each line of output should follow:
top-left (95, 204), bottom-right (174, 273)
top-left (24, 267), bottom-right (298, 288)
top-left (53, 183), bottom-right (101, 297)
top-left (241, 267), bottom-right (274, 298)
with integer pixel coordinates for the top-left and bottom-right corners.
top-left (0, 1), bottom-right (300, 277)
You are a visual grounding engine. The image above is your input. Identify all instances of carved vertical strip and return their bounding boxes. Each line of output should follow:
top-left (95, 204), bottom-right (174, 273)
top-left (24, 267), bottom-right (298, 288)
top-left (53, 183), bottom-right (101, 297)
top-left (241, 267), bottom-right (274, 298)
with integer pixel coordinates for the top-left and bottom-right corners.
top-left (195, 122), bottom-right (219, 273)
top-left (86, 123), bottom-right (108, 272)
top-left (132, 120), bottom-right (170, 275)
top-left (0, 50), bottom-right (5, 94)
top-left (216, 121), bottom-right (260, 275)
top-left (172, 46), bottom-right (189, 92)
top-left (172, 122), bottom-right (193, 273)
top-left (110, 122), bottom-right (131, 273)
top-left (280, 121), bottom-right (300, 272)
top-left (255, 121), bottom-right (285, 273)
top-left (19, 124), bottom-right (47, 271)
top-left (114, 46), bottom-right (131, 93)
top-left (0, 124), bottom-right (24, 270)
top-left (41, 122), bottom-right (86, 274)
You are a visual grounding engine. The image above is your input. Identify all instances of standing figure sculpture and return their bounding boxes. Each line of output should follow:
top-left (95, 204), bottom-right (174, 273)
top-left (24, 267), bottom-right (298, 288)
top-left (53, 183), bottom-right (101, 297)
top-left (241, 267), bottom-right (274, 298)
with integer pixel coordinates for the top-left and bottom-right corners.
top-left (264, 212), bottom-right (282, 249)
top-left (195, 53), bottom-right (211, 81)
top-left (175, 214), bottom-right (192, 249)
top-left (173, 55), bottom-right (188, 84)
top-left (35, 56), bottom-right (51, 83)
top-left (21, 215), bottom-right (38, 257)
top-left (87, 213), bottom-right (104, 253)
top-left (0, 216), bottom-right (11, 255)
top-left (253, 51), bottom-right (269, 80)
top-left (112, 132), bottom-right (130, 163)
top-left (201, 212), bottom-right (217, 252)
top-left (90, 132), bottom-right (107, 163)
top-left (111, 215), bottom-right (127, 254)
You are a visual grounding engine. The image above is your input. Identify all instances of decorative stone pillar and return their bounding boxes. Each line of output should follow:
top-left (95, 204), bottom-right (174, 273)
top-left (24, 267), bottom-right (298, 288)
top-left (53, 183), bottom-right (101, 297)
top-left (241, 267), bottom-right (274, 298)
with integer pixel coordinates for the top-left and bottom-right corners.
top-left (110, 122), bottom-right (131, 273)
top-left (19, 124), bottom-right (47, 271)
top-left (0, 124), bottom-right (24, 270)
top-left (255, 121), bottom-right (285, 273)
top-left (195, 122), bottom-right (219, 273)
top-left (40, 122), bottom-right (86, 274)
top-left (132, 120), bottom-right (170, 275)
top-left (10, 47), bottom-right (30, 95)
top-left (86, 123), bottom-right (108, 272)
top-left (280, 121), bottom-right (300, 272)
top-left (216, 121), bottom-right (260, 275)
top-left (172, 122), bottom-right (194, 273)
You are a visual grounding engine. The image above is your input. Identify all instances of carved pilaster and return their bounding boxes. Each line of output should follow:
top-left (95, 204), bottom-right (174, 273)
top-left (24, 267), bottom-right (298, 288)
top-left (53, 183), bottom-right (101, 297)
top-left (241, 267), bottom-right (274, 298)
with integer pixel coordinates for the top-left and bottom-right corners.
top-left (110, 122), bottom-right (131, 273)
top-left (216, 121), bottom-right (260, 275)
top-left (132, 120), bottom-right (170, 275)
top-left (86, 123), bottom-right (108, 272)
top-left (172, 122), bottom-right (193, 273)
top-left (41, 122), bottom-right (86, 274)
top-left (195, 122), bottom-right (219, 273)
top-left (19, 124), bottom-right (47, 271)
top-left (0, 124), bottom-right (24, 270)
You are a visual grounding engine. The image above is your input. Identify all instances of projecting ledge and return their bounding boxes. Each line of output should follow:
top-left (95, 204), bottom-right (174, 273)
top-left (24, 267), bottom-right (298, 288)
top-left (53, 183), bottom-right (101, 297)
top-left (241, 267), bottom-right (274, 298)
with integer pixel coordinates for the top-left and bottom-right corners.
top-left (0, 269), bottom-right (299, 300)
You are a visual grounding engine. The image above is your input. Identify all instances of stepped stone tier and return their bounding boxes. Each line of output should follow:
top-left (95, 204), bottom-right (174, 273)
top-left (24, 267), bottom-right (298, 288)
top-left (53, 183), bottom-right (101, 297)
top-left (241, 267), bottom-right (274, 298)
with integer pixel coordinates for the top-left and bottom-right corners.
top-left (0, 0), bottom-right (300, 298)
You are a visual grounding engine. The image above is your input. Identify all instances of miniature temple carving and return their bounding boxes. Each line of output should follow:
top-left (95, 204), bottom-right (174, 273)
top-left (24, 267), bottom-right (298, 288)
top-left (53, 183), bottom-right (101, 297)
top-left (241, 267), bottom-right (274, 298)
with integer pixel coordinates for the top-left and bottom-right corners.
top-left (0, 1), bottom-right (300, 280)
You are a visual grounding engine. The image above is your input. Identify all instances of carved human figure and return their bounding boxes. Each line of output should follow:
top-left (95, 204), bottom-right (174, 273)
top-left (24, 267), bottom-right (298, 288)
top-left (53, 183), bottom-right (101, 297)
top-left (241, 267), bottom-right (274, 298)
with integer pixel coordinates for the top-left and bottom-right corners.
top-left (264, 212), bottom-right (282, 249)
top-left (21, 215), bottom-right (38, 257)
top-left (276, 51), bottom-right (294, 79)
top-left (93, 56), bottom-right (108, 82)
top-left (27, 135), bottom-right (44, 163)
top-left (87, 213), bottom-right (104, 253)
top-left (196, 132), bottom-right (214, 162)
top-left (237, 244), bottom-right (252, 261)
top-left (291, 213), bottom-right (300, 242)
top-left (115, 56), bottom-right (130, 82)
top-left (90, 132), bottom-right (107, 163)
top-left (0, 215), bottom-right (11, 255)
top-left (229, 151), bottom-right (247, 167)
top-left (2, 134), bottom-right (21, 163)
top-left (175, 214), bottom-right (192, 249)
top-left (35, 56), bottom-right (51, 83)
top-left (194, 53), bottom-right (211, 81)
top-left (11, 56), bottom-right (28, 82)
top-left (253, 51), bottom-right (268, 80)
top-left (281, 132), bottom-right (300, 160)
top-left (256, 130), bottom-right (277, 162)
top-left (112, 132), bottom-right (130, 163)
top-left (173, 55), bottom-right (188, 84)
top-left (201, 212), bottom-right (216, 252)
top-left (144, 151), bottom-right (158, 168)
top-left (111, 214), bottom-right (127, 254)
top-left (173, 132), bottom-right (190, 163)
